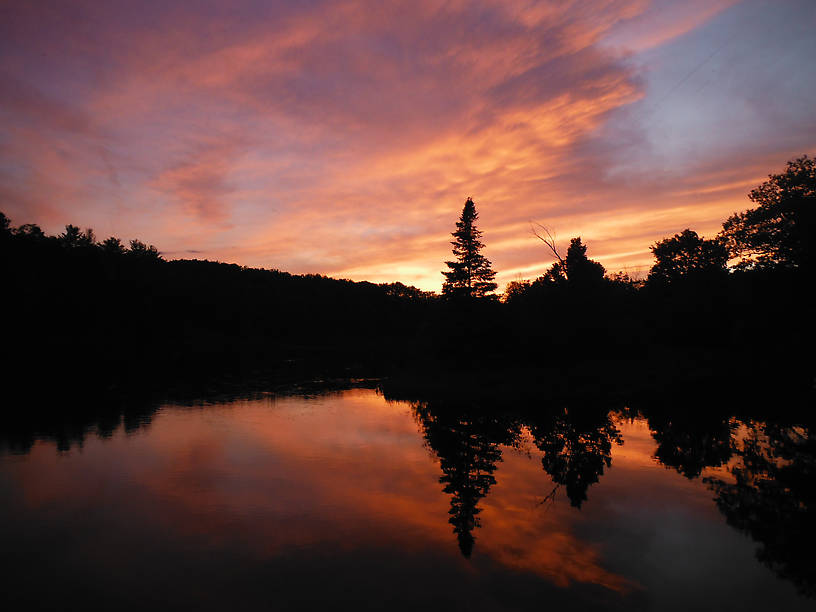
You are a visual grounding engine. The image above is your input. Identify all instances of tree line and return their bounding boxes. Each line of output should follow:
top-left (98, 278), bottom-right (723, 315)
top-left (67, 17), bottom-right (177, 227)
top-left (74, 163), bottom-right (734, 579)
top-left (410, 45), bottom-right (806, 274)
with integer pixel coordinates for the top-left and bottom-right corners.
top-left (442, 155), bottom-right (813, 298)
top-left (1, 156), bottom-right (811, 395)
top-left (0, 215), bottom-right (436, 393)
top-left (436, 156), bottom-right (811, 376)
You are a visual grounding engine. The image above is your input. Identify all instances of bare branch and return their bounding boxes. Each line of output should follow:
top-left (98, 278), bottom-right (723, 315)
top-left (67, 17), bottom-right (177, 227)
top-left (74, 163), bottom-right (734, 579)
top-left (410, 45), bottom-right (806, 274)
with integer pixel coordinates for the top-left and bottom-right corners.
top-left (530, 221), bottom-right (566, 270)
top-left (536, 484), bottom-right (560, 510)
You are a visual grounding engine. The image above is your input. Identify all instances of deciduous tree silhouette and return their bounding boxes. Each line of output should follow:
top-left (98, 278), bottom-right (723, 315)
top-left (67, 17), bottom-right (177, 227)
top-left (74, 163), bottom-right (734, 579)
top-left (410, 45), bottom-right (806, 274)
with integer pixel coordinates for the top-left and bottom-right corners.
top-left (647, 229), bottom-right (727, 284)
top-left (14, 223), bottom-right (46, 239)
top-left (720, 155), bottom-right (815, 270)
top-left (442, 198), bottom-right (497, 299)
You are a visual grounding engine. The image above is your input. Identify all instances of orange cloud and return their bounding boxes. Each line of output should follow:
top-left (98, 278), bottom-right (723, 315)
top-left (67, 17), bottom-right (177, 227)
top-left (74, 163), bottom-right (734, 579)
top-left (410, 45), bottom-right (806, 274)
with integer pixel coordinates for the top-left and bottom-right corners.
top-left (1, 1), bottom-right (813, 290)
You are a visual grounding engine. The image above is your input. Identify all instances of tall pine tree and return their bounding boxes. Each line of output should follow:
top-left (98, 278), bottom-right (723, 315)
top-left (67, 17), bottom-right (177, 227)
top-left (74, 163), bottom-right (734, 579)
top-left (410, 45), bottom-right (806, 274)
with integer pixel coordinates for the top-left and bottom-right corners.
top-left (442, 198), bottom-right (497, 298)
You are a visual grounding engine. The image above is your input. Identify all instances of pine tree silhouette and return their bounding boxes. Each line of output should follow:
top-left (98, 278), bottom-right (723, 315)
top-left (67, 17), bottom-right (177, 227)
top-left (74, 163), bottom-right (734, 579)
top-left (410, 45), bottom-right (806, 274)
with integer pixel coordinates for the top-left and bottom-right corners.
top-left (442, 198), bottom-right (497, 299)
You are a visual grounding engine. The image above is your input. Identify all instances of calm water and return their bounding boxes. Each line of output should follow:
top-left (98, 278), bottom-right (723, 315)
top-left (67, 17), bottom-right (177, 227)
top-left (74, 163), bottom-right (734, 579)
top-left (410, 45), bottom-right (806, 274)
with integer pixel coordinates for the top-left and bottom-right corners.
top-left (1, 385), bottom-right (813, 610)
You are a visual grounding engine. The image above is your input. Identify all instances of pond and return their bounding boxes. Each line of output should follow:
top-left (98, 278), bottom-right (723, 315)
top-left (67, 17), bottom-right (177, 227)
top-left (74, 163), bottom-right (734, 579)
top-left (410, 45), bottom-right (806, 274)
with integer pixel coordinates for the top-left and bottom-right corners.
top-left (1, 383), bottom-right (813, 610)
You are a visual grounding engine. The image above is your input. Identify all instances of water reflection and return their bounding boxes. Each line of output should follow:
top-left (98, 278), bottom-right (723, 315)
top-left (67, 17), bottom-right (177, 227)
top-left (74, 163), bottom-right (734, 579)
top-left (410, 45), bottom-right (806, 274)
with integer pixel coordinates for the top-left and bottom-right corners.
top-left (0, 378), bottom-right (814, 610)
top-left (528, 406), bottom-right (622, 508)
top-left (647, 411), bottom-right (735, 479)
top-left (706, 420), bottom-right (816, 598)
top-left (0, 397), bottom-right (158, 454)
top-left (413, 401), bottom-right (519, 556)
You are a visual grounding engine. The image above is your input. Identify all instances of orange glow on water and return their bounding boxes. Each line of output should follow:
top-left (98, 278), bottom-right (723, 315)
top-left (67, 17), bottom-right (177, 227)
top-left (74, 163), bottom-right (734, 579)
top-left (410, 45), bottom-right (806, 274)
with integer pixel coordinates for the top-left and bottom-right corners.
top-left (4, 390), bottom-right (747, 598)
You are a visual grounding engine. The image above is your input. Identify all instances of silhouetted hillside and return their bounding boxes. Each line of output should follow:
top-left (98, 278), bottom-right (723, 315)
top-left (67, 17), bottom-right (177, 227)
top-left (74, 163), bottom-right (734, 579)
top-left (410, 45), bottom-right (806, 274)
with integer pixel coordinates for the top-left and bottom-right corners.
top-left (1, 156), bottom-right (812, 397)
top-left (1, 219), bottom-right (436, 393)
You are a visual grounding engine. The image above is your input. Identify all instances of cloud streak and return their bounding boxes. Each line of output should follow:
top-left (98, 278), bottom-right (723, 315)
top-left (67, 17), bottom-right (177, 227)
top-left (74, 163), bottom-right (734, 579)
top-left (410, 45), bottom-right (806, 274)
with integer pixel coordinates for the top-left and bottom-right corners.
top-left (1, 0), bottom-right (814, 289)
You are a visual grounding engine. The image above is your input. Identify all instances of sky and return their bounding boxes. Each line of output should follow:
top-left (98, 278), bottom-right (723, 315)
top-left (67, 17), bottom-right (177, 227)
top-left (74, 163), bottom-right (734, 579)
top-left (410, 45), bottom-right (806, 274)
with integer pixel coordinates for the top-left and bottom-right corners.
top-left (1, 0), bottom-right (814, 291)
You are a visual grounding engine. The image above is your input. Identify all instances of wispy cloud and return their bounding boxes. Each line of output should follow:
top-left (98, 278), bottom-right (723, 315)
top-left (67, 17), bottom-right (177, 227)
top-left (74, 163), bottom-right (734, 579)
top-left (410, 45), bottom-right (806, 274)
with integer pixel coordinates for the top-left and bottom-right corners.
top-left (1, 0), bottom-right (813, 289)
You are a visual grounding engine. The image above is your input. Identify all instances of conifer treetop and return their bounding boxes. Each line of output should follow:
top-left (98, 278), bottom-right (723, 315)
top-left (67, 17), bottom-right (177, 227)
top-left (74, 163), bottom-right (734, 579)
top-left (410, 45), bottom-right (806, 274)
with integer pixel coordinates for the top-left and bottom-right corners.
top-left (442, 198), bottom-right (497, 299)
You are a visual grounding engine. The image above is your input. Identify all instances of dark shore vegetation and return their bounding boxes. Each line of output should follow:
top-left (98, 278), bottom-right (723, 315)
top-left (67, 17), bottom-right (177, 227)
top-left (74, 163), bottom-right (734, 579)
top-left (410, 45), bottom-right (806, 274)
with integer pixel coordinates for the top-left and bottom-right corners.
top-left (2, 156), bottom-right (812, 398)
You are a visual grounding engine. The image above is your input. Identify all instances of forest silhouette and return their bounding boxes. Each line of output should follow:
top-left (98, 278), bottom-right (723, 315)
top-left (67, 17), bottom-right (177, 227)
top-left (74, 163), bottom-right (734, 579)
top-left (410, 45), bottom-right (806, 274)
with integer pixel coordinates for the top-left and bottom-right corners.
top-left (2, 155), bottom-right (811, 398)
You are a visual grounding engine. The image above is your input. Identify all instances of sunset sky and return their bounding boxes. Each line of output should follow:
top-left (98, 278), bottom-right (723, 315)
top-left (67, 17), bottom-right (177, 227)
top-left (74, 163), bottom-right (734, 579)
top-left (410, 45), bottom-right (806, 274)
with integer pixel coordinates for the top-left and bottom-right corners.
top-left (2, 0), bottom-right (814, 291)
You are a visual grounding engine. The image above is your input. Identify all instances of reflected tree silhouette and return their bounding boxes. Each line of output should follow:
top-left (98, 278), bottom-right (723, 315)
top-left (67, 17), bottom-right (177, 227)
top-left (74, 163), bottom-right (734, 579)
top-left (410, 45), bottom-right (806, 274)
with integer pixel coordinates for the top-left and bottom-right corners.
top-left (529, 406), bottom-right (623, 508)
top-left (0, 377), bottom-right (371, 455)
top-left (412, 401), bottom-right (519, 557)
top-left (410, 395), bottom-right (626, 553)
top-left (0, 400), bottom-right (158, 455)
top-left (647, 412), bottom-right (735, 479)
top-left (705, 421), bottom-right (816, 598)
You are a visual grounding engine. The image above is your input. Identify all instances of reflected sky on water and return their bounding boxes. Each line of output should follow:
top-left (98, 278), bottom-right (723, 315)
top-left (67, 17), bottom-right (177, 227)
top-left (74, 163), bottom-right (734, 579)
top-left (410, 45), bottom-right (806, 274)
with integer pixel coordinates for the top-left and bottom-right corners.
top-left (1, 387), bottom-right (812, 611)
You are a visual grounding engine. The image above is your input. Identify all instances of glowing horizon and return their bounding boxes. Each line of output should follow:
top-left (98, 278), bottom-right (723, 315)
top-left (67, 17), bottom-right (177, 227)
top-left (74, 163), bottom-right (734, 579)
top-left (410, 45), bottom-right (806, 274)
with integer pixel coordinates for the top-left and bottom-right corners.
top-left (1, 1), bottom-right (814, 291)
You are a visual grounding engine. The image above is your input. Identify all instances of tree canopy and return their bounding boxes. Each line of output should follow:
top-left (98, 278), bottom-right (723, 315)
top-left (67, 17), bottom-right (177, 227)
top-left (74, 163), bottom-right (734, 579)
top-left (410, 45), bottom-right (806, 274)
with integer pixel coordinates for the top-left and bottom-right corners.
top-left (647, 229), bottom-right (728, 284)
top-left (720, 155), bottom-right (815, 270)
top-left (563, 237), bottom-right (606, 285)
top-left (442, 198), bottom-right (497, 299)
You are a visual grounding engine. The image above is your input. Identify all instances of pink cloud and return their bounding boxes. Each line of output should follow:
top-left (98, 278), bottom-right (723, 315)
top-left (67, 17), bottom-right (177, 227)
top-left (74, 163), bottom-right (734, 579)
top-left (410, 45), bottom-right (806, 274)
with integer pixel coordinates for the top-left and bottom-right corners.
top-left (1, 0), bottom-right (813, 289)
top-left (150, 135), bottom-right (248, 225)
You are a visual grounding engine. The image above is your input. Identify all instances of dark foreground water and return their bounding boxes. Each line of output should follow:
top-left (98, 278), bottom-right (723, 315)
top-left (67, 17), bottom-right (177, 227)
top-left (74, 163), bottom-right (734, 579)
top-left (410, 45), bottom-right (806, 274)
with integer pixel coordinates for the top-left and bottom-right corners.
top-left (1, 384), bottom-right (813, 611)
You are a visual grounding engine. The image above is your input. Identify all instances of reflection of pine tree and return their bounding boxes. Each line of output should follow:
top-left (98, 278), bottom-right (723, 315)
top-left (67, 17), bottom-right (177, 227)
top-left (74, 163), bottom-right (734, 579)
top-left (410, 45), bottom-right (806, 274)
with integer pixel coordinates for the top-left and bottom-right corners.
top-left (440, 425), bottom-right (502, 557)
top-left (531, 407), bottom-right (622, 508)
top-left (705, 421), bottom-right (816, 598)
top-left (414, 403), bottom-right (516, 557)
